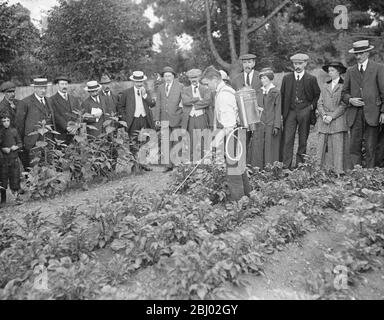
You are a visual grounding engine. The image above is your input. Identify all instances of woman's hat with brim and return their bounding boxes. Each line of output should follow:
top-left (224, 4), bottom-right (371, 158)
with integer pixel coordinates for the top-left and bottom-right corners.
top-left (161, 66), bottom-right (177, 77)
top-left (129, 71), bottom-right (147, 82)
top-left (84, 80), bottom-right (102, 92)
top-left (348, 40), bottom-right (374, 54)
top-left (31, 78), bottom-right (50, 87)
top-left (0, 81), bottom-right (16, 92)
top-left (322, 61), bottom-right (347, 74)
top-left (54, 75), bottom-right (71, 84)
top-left (259, 67), bottom-right (274, 78)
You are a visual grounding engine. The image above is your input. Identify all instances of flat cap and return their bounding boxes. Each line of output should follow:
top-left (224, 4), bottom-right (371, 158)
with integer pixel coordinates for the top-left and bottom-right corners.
top-left (54, 75), bottom-right (71, 84)
top-left (0, 81), bottom-right (16, 92)
top-left (290, 53), bottom-right (309, 62)
top-left (186, 69), bottom-right (202, 78)
top-left (239, 53), bottom-right (256, 60)
top-left (161, 66), bottom-right (177, 77)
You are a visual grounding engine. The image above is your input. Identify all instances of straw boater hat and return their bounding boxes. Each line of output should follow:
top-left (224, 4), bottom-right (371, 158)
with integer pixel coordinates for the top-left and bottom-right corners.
top-left (186, 69), bottom-right (202, 79)
top-left (100, 75), bottom-right (112, 84)
top-left (322, 61), bottom-right (347, 74)
top-left (161, 66), bottom-right (177, 77)
top-left (84, 80), bottom-right (102, 92)
top-left (239, 53), bottom-right (256, 60)
top-left (31, 78), bottom-right (49, 87)
top-left (290, 53), bottom-right (309, 62)
top-left (0, 81), bottom-right (16, 93)
top-left (348, 40), bottom-right (374, 54)
top-left (54, 75), bottom-right (71, 84)
top-left (129, 71), bottom-right (147, 82)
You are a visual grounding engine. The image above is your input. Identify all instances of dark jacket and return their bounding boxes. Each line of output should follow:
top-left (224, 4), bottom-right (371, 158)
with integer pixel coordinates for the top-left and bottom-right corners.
top-left (231, 70), bottom-right (262, 92)
top-left (117, 86), bottom-right (156, 130)
top-left (0, 127), bottom-right (22, 159)
top-left (280, 71), bottom-right (321, 121)
top-left (341, 60), bottom-right (384, 127)
top-left (0, 98), bottom-right (26, 132)
top-left (17, 94), bottom-right (56, 150)
top-left (256, 86), bottom-right (282, 129)
top-left (81, 95), bottom-right (112, 137)
top-left (101, 90), bottom-right (118, 114)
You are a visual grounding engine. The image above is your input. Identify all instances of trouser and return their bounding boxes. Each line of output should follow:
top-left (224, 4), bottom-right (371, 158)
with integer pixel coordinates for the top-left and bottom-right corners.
top-left (187, 114), bottom-right (209, 163)
top-left (282, 106), bottom-right (311, 169)
top-left (129, 116), bottom-right (150, 168)
top-left (376, 126), bottom-right (384, 167)
top-left (349, 108), bottom-right (379, 168)
top-left (0, 156), bottom-right (21, 191)
top-left (167, 126), bottom-right (181, 169)
top-left (19, 148), bottom-right (31, 171)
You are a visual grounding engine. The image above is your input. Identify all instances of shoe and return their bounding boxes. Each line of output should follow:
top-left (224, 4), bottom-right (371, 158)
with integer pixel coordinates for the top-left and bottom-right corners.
top-left (142, 166), bottom-right (153, 172)
top-left (162, 167), bottom-right (173, 173)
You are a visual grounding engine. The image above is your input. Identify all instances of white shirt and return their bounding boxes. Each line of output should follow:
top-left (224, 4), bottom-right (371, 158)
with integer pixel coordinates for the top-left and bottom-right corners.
top-left (35, 93), bottom-right (45, 105)
top-left (358, 59), bottom-right (368, 72)
top-left (58, 90), bottom-right (68, 101)
top-left (244, 70), bottom-right (254, 86)
top-left (261, 83), bottom-right (276, 95)
top-left (214, 81), bottom-right (238, 130)
top-left (134, 87), bottom-right (146, 117)
top-left (165, 81), bottom-right (173, 96)
top-left (189, 84), bottom-right (204, 117)
top-left (294, 70), bottom-right (305, 81)
top-left (331, 77), bottom-right (340, 90)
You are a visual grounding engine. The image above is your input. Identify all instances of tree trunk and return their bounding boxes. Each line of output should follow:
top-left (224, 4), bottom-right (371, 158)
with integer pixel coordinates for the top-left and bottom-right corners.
top-left (239, 0), bottom-right (249, 55)
top-left (226, 0), bottom-right (238, 63)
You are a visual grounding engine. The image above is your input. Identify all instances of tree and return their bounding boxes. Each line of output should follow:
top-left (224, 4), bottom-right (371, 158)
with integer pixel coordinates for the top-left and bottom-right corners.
top-left (0, 1), bottom-right (41, 84)
top-left (40, 0), bottom-right (155, 81)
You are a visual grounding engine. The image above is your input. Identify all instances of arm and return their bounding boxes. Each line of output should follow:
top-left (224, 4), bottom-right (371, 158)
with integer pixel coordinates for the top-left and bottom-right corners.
top-left (194, 88), bottom-right (211, 110)
top-left (152, 87), bottom-right (162, 122)
top-left (50, 98), bottom-right (68, 132)
top-left (311, 76), bottom-right (321, 110)
top-left (280, 76), bottom-right (286, 117)
top-left (15, 100), bottom-right (27, 139)
top-left (81, 100), bottom-right (97, 124)
top-left (317, 89), bottom-right (326, 117)
top-left (13, 129), bottom-right (22, 150)
top-left (143, 91), bottom-right (156, 108)
top-left (378, 64), bottom-right (384, 113)
top-left (273, 91), bottom-right (282, 129)
top-left (330, 100), bottom-right (347, 120)
top-left (216, 91), bottom-right (237, 130)
top-left (341, 70), bottom-right (352, 106)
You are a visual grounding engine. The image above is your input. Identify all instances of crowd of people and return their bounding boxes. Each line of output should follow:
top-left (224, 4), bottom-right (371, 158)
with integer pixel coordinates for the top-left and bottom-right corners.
top-left (1, 39), bottom-right (384, 205)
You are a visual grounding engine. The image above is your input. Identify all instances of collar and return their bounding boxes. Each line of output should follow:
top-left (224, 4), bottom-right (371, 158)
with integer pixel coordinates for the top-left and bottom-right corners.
top-left (165, 81), bottom-right (173, 88)
top-left (91, 95), bottom-right (100, 102)
top-left (294, 70), bottom-right (305, 80)
top-left (261, 83), bottom-right (275, 95)
top-left (244, 69), bottom-right (254, 78)
top-left (358, 59), bottom-right (369, 71)
top-left (216, 81), bottom-right (227, 93)
top-left (35, 93), bottom-right (44, 102)
top-left (5, 97), bottom-right (14, 105)
top-left (58, 91), bottom-right (67, 99)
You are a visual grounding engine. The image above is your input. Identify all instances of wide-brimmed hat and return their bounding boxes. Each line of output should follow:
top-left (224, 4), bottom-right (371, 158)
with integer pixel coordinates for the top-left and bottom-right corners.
top-left (84, 80), bottom-right (102, 92)
top-left (322, 61), bottom-right (347, 74)
top-left (31, 78), bottom-right (49, 87)
top-left (100, 75), bottom-right (112, 84)
top-left (348, 40), bottom-right (374, 54)
top-left (186, 69), bottom-right (202, 79)
top-left (54, 75), bottom-right (71, 84)
top-left (161, 66), bottom-right (176, 77)
top-left (239, 53), bottom-right (256, 60)
top-left (259, 67), bottom-right (274, 78)
top-left (0, 81), bottom-right (16, 92)
top-left (290, 53), bottom-right (309, 63)
top-left (129, 71), bottom-right (147, 82)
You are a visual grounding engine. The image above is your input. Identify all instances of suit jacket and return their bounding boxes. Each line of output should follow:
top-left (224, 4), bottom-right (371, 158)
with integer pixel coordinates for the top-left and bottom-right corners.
top-left (17, 94), bottom-right (56, 150)
top-left (280, 72), bottom-right (320, 121)
top-left (0, 98), bottom-right (26, 131)
top-left (49, 92), bottom-right (81, 140)
top-left (231, 70), bottom-right (262, 92)
top-left (101, 90), bottom-right (118, 114)
top-left (256, 87), bottom-right (282, 129)
top-left (153, 80), bottom-right (183, 127)
top-left (341, 60), bottom-right (384, 127)
top-left (317, 78), bottom-right (347, 134)
top-left (180, 84), bottom-right (212, 130)
top-left (81, 95), bottom-right (112, 137)
top-left (117, 87), bottom-right (156, 130)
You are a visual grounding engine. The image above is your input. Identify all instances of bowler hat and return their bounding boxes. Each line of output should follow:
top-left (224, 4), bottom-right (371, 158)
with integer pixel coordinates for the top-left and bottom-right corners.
top-left (84, 80), bottom-right (102, 92)
top-left (0, 81), bottom-right (16, 92)
top-left (239, 53), bottom-right (256, 60)
top-left (54, 75), bottom-right (71, 84)
top-left (31, 78), bottom-right (49, 87)
top-left (100, 75), bottom-right (112, 84)
top-left (290, 53), bottom-right (309, 62)
top-left (348, 40), bottom-right (374, 54)
top-left (129, 71), bottom-right (147, 82)
top-left (322, 61), bottom-right (347, 74)
top-left (186, 69), bottom-right (202, 79)
top-left (161, 66), bottom-right (176, 77)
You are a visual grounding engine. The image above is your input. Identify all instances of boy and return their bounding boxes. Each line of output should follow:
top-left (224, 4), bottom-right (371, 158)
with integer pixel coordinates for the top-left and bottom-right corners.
top-left (0, 112), bottom-right (23, 205)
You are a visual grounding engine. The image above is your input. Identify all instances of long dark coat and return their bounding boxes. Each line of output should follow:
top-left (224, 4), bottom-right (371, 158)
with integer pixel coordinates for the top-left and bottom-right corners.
top-left (81, 95), bottom-right (113, 137)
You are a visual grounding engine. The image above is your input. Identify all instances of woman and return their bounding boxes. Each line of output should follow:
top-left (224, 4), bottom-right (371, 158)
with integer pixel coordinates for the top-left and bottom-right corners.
top-left (247, 67), bottom-right (281, 168)
top-left (317, 61), bottom-right (349, 173)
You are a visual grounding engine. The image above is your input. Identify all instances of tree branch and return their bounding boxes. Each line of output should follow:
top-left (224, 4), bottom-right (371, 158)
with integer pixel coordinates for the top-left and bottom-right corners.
top-left (226, 0), bottom-right (238, 62)
top-left (246, 0), bottom-right (291, 34)
top-left (204, 0), bottom-right (231, 69)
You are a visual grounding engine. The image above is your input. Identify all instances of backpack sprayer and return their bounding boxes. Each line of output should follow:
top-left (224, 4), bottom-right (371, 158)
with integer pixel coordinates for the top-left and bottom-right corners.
top-left (173, 86), bottom-right (263, 194)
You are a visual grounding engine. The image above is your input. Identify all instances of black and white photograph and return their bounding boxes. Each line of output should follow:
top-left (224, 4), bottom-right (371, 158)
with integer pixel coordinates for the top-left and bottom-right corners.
top-left (1, 0), bottom-right (384, 304)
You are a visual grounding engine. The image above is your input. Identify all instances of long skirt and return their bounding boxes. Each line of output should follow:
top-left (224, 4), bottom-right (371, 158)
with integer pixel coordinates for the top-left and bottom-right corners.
top-left (317, 131), bottom-right (349, 173)
top-left (247, 123), bottom-right (280, 169)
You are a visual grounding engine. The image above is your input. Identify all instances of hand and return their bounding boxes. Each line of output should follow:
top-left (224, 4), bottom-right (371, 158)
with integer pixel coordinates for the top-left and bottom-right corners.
top-left (380, 113), bottom-right (384, 125)
top-left (323, 115), bottom-right (332, 124)
top-left (67, 126), bottom-right (78, 135)
top-left (349, 97), bottom-right (365, 107)
top-left (140, 87), bottom-right (147, 97)
top-left (2, 147), bottom-right (11, 154)
top-left (10, 145), bottom-right (18, 151)
top-left (272, 128), bottom-right (279, 136)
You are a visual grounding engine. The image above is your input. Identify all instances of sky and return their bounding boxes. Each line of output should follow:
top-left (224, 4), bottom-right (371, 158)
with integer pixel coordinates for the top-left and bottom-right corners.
top-left (7, 0), bottom-right (193, 50)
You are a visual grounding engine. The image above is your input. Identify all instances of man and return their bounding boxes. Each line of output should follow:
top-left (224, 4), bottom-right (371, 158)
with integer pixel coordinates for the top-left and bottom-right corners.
top-left (280, 53), bottom-right (320, 169)
top-left (341, 40), bottom-right (384, 168)
top-left (100, 75), bottom-right (118, 114)
top-left (201, 65), bottom-right (250, 201)
top-left (49, 75), bottom-right (80, 145)
top-left (0, 81), bottom-right (26, 129)
top-left (117, 71), bottom-right (156, 171)
top-left (153, 66), bottom-right (183, 172)
top-left (181, 69), bottom-right (212, 162)
top-left (231, 54), bottom-right (261, 91)
top-left (81, 80), bottom-right (112, 138)
top-left (16, 78), bottom-right (56, 169)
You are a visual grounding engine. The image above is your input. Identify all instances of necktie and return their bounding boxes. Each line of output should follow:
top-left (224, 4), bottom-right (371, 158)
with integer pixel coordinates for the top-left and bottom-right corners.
top-left (297, 75), bottom-right (300, 81)
top-left (64, 94), bottom-right (68, 101)
top-left (194, 86), bottom-right (198, 94)
top-left (40, 98), bottom-right (45, 105)
top-left (137, 89), bottom-right (141, 97)
top-left (166, 84), bottom-right (170, 95)
top-left (359, 65), bottom-right (364, 74)
top-left (246, 72), bottom-right (251, 86)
